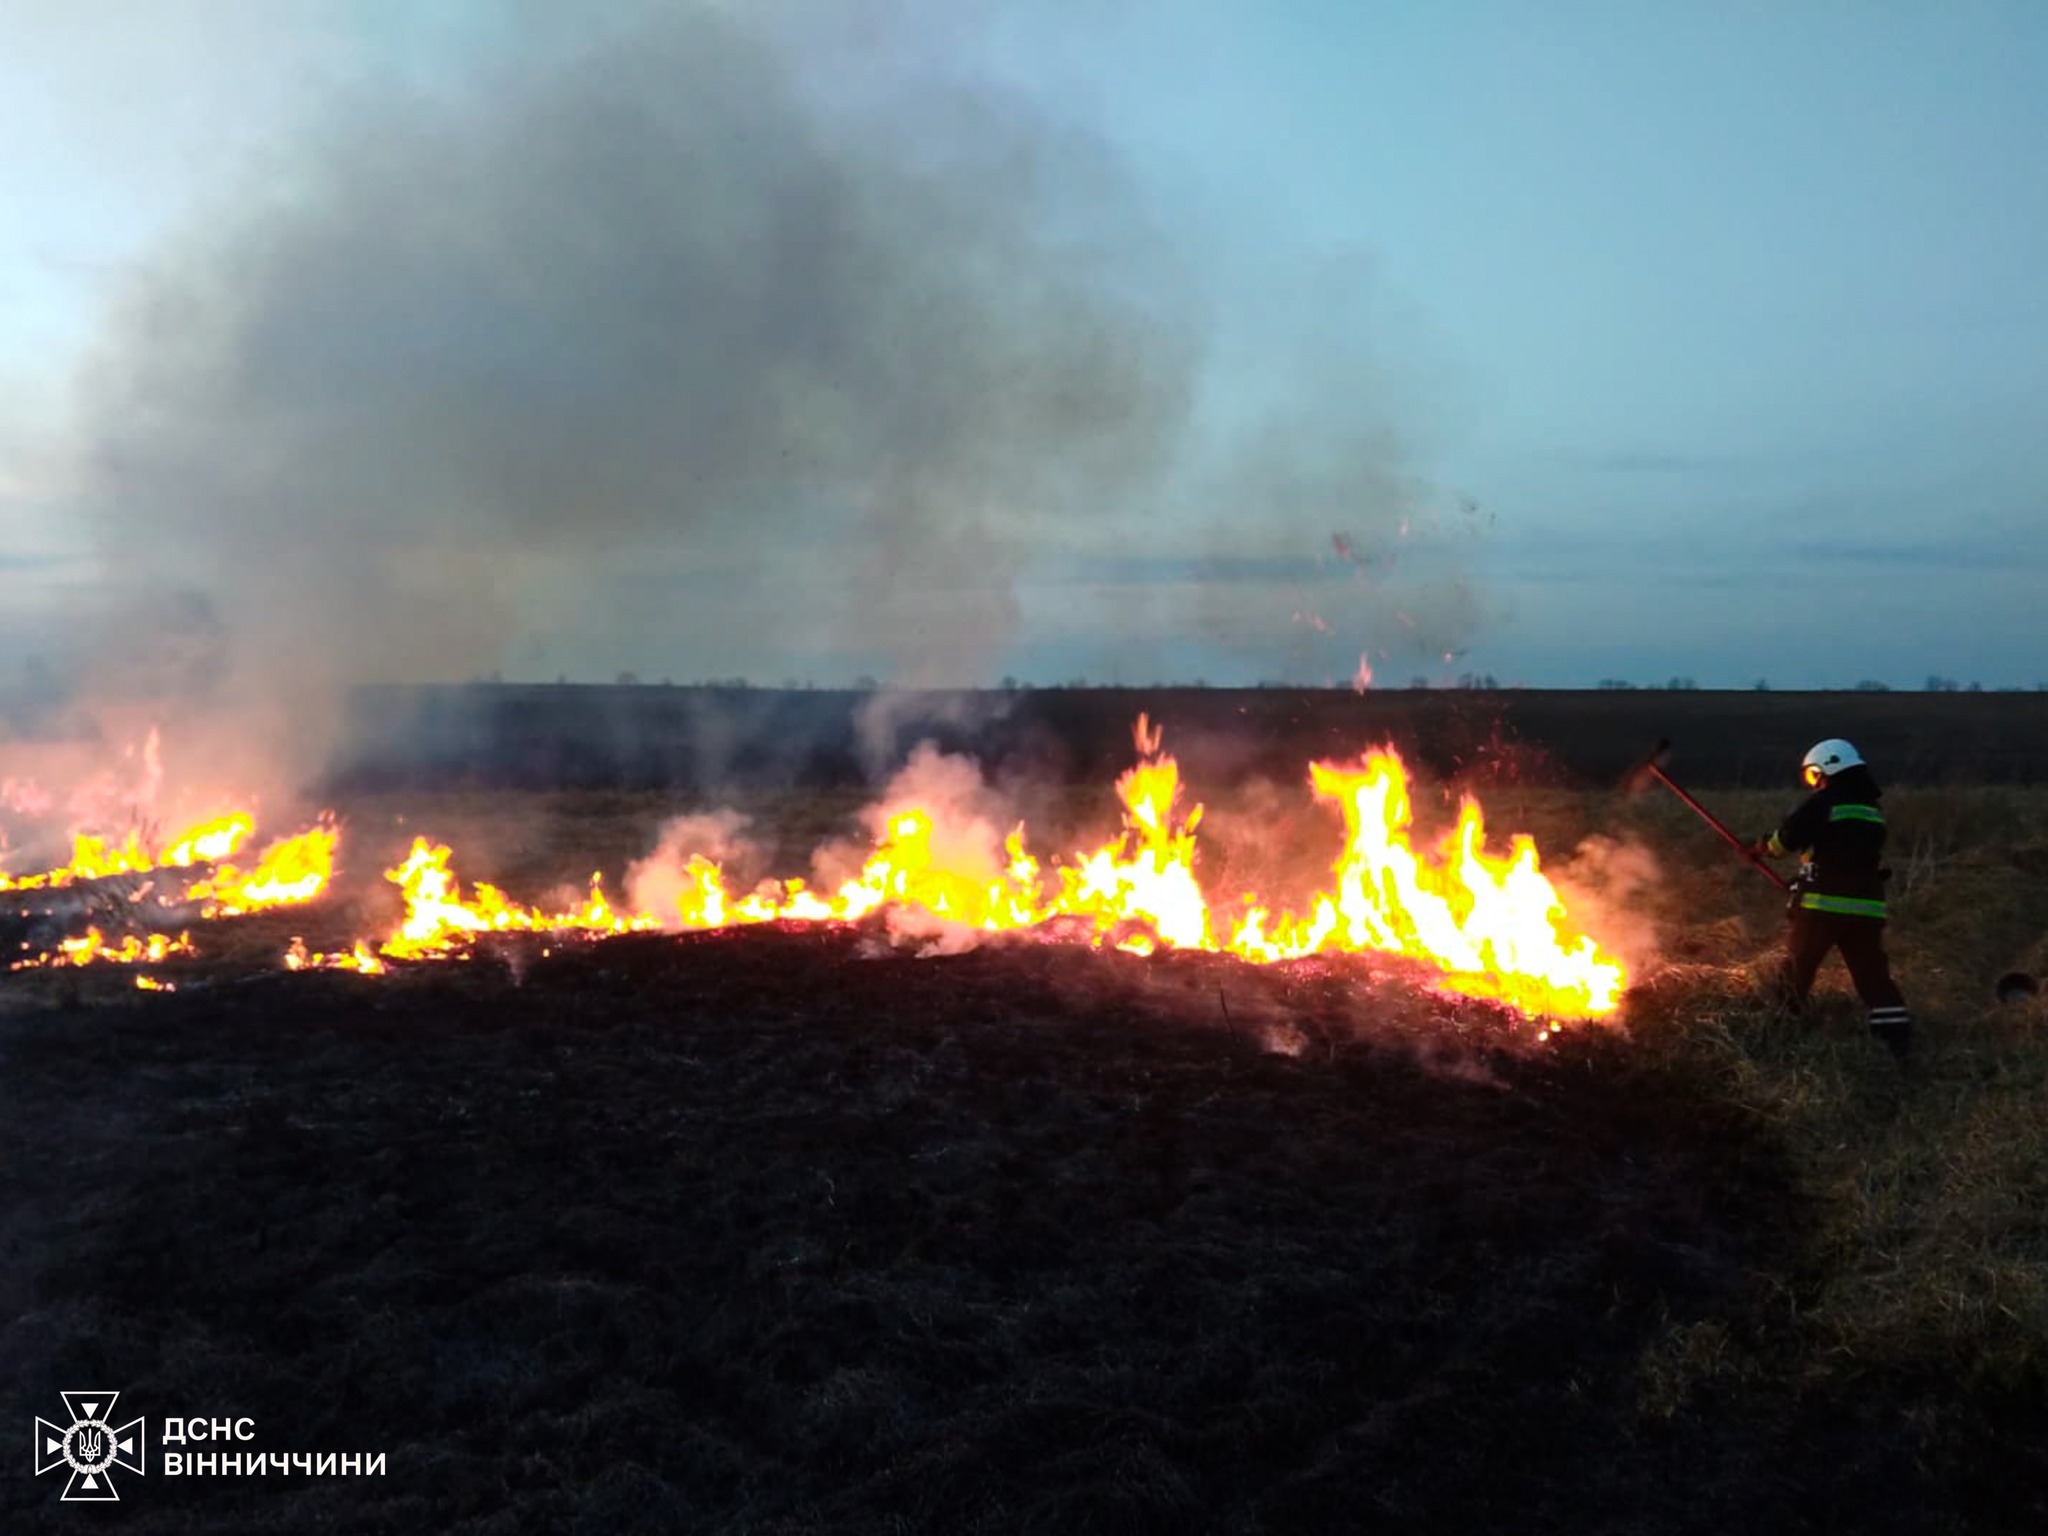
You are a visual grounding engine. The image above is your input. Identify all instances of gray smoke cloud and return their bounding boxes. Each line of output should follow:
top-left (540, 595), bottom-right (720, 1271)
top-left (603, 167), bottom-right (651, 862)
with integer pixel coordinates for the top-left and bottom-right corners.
top-left (59, 0), bottom-right (1478, 786)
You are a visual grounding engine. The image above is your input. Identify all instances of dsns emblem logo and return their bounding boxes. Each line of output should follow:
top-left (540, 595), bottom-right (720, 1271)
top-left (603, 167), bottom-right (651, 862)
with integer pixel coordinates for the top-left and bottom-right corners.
top-left (35, 1392), bottom-right (146, 1501)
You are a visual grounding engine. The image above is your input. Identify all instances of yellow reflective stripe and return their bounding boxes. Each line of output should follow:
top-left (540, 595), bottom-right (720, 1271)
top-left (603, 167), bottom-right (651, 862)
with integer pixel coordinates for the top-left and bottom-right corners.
top-left (1828, 804), bottom-right (1885, 825)
top-left (1799, 892), bottom-right (1887, 918)
top-left (1765, 831), bottom-right (1788, 857)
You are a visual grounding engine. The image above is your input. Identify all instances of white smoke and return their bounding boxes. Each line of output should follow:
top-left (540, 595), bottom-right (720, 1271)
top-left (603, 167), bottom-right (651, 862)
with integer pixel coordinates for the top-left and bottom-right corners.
top-left (1547, 833), bottom-right (1664, 978)
top-left (877, 906), bottom-right (989, 959)
top-left (813, 741), bottom-right (1017, 894)
top-left (624, 808), bottom-right (764, 928)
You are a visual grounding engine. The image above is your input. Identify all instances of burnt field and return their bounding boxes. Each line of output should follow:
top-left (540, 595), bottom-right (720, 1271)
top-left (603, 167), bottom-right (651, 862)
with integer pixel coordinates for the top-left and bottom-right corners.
top-left (7, 924), bottom-right (2040, 1536)
top-left (0, 933), bottom-right (1819, 1532)
top-left (6, 697), bottom-right (2048, 1532)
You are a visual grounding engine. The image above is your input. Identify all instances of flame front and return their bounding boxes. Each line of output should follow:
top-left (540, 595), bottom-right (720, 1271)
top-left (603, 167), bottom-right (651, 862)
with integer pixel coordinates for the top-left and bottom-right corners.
top-left (1056, 752), bottom-right (1212, 954)
top-left (180, 820), bottom-right (340, 915)
top-left (8, 926), bottom-right (195, 972)
top-left (379, 839), bottom-right (656, 960)
top-left (1222, 754), bottom-right (1625, 1017)
top-left (0, 811), bottom-right (255, 893)
top-left (361, 716), bottom-right (1625, 1020)
top-left (3, 806), bottom-right (340, 977)
top-left (15, 718), bottom-right (1628, 1022)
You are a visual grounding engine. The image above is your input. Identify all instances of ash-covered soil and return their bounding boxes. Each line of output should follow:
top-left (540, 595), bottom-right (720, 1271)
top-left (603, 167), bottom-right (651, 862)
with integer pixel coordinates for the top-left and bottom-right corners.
top-left (0, 926), bottom-right (2016, 1533)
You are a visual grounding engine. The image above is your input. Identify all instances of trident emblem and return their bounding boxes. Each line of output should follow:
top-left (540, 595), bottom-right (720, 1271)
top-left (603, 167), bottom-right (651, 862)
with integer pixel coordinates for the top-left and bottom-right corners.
top-left (35, 1392), bottom-right (146, 1501)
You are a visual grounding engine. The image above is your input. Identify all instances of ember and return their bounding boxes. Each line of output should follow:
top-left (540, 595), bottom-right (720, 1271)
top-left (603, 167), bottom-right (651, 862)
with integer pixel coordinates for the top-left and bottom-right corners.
top-left (9, 926), bottom-right (195, 972)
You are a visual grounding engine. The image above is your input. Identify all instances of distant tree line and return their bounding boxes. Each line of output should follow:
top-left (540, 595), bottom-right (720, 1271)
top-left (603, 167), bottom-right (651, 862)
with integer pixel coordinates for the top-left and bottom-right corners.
top-left (452, 670), bottom-right (2048, 693)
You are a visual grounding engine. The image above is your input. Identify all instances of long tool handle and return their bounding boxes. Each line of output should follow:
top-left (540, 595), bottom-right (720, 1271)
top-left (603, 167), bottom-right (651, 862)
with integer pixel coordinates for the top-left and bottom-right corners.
top-left (1647, 762), bottom-right (1790, 890)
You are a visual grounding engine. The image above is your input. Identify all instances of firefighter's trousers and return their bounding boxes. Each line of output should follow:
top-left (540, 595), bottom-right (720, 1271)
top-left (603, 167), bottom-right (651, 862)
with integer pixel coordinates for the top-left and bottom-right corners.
top-left (1776, 907), bottom-right (1910, 1038)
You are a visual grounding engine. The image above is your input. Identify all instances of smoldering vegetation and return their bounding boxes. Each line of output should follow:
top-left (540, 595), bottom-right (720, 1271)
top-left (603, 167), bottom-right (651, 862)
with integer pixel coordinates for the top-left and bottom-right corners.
top-left (48, 0), bottom-right (1467, 807)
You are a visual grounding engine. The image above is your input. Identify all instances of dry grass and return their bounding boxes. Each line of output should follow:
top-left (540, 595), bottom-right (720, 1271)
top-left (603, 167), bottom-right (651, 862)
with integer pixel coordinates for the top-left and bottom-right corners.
top-left (1603, 783), bottom-right (2048, 1473)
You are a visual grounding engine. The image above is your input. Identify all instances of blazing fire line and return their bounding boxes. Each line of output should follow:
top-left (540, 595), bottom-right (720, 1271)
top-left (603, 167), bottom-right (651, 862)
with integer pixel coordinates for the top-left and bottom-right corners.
top-left (5, 813), bottom-right (343, 975)
top-left (0, 811), bottom-right (337, 910)
top-left (8, 719), bottom-right (1629, 1020)
top-left (0, 812), bottom-right (255, 894)
top-left (341, 718), bottom-right (1627, 1019)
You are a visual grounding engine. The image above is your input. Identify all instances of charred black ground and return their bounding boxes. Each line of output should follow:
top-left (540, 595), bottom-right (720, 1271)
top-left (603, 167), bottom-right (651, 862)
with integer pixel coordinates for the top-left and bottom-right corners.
top-left (4, 917), bottom-right (2042, 1533)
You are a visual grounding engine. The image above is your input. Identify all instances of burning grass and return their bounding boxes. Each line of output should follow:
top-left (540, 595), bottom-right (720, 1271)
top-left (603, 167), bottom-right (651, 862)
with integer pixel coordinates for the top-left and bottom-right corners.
top-left (5, 761), bottom-right (2048, 1529)
top-left (6, 719), bottom-right (1627, 1021)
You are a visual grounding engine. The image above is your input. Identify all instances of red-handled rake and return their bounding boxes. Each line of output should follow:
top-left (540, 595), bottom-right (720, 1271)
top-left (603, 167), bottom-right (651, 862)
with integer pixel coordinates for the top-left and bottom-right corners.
top-left (1629, 738), bottom-right (1790, 892)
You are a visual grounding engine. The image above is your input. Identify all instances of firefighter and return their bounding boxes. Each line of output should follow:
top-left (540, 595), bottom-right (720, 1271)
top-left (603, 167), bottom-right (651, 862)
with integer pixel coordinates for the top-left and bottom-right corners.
top-left (1749, 738), bottom-right (1913, 1060)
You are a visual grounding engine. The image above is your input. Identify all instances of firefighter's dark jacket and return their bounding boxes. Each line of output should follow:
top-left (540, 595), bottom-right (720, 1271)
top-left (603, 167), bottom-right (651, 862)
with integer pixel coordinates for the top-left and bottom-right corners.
top-left (1765, 763), bottom-right (1889, 918)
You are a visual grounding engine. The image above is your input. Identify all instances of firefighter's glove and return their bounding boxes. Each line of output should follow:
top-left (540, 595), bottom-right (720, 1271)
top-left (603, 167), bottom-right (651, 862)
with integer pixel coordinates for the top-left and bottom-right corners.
top-left (1746, 837), bottom-right (1772, 860)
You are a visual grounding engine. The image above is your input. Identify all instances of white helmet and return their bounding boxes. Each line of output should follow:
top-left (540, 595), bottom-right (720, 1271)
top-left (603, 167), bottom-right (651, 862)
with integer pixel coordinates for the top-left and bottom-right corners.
top-left (1801, 738), bottom-right (1864, 786)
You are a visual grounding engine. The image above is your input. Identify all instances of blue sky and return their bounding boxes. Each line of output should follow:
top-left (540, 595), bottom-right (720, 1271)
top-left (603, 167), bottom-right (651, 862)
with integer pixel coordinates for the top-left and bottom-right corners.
top-left (3, 1), bottom-right (2043, 692)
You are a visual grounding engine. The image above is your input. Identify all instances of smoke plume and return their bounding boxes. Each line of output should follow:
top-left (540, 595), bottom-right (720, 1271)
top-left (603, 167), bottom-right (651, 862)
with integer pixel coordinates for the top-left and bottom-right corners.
top-left (55, 1), bottom-right (1477, 794)
top-left (73, 4), bottom-right (1179, 697)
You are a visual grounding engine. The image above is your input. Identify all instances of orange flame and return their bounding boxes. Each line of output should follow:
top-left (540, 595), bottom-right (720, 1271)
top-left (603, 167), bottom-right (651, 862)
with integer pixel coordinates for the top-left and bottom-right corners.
top-left (180, 820), bottom-right (340, 916)
top-left (379, 838), bottom-right (656, 960)
top-left (365, 717), bottom-right (1626, 1019)
top-left (160, 813), bottom-right (257, 868)
top-left (3, 719), bottom-right (1629, 1019)
top-left (0, 811), bottom-right (256, 893)
top-left (284, 936), bottom-right (389, 975)
top-left (1222, 754), bottom-right (1625, 1017)
top-left (8, 926), bottom-right (195, 972)
top-left (1054, 747), bottom-right (1212, 954)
